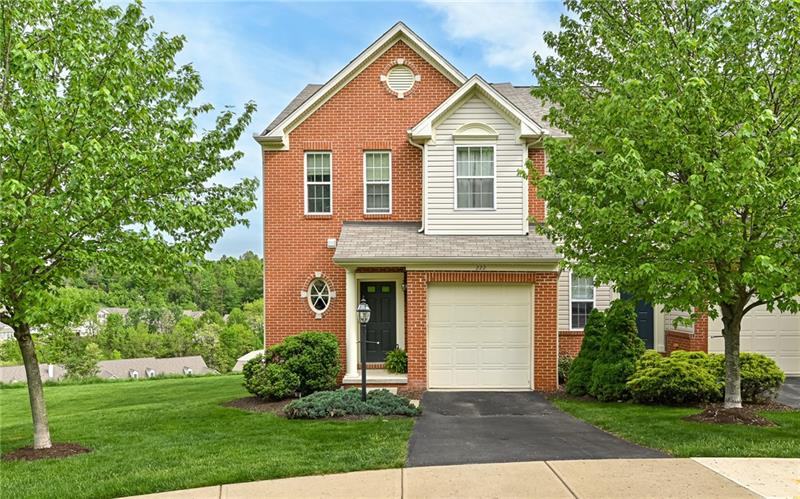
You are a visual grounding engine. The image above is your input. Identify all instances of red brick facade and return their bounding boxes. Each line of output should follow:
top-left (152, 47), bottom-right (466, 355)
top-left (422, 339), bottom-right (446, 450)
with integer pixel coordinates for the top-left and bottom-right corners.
top-left (262, 41), bottom-right (457, 358)
top-left (665, 314), bottom-right (709, 354)
top-left (405, 271), bottom-right (560, 391)
top-left (528, 148), bottom-right (547, 224)
top-left (262, 38), bottom-right (560, 392)
top-left (558, 331), bottom-right (584, 357)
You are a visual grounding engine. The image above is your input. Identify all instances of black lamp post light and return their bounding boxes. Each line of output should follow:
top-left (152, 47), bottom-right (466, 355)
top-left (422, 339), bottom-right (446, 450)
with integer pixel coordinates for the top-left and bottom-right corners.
top-left (356, 297), bottom-right (372, 401)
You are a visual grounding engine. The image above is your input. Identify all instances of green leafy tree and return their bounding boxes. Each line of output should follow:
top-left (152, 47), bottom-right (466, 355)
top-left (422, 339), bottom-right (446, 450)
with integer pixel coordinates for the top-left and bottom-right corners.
top-left (64, 342), bottom-right (102, 379)
top-left (215, 323), bottom-right (260, 373)
top-left (0, 0), bottom-right (257, 447)
top-left (531, 0), bottom-right (800, 408)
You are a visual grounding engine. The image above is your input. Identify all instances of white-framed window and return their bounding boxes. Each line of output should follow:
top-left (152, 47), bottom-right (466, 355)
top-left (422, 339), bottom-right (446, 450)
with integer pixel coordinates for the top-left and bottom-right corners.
top-left (364, 151), bottom-right (391, 214)
top-left (305, 152), bottom-right (332, 214)
top-left (307, 278), bottom-right (331, 315)
top-left (570, 272), bottom-right (595, 330)
top-left (455, 145), bottom-right (495, 209)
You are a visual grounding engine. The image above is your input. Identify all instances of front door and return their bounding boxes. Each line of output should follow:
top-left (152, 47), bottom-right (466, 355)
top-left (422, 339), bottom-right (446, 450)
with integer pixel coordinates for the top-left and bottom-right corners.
top-left (360, 281), bottom-right (397, 362)
top-left (622, 292), bottom-right (655, 349)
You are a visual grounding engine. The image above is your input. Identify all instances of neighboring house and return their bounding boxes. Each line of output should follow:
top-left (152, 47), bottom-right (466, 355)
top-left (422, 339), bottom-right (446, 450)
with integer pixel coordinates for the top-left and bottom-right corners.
top-left (256, 22), bottom-right (799, 391)
top-left (0, 322), bottom-right (14, 342)
top-left (232, 349), bottom-right (264, 373)
top-left (0, 356), bottom-right (215, 383)
top-left (0, 364), bottom-right (66, 383)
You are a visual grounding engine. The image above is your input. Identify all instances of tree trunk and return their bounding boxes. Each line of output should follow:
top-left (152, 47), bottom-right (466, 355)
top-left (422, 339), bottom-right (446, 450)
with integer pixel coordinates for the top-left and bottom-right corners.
top-left (720, 308), bottom-right (743, 409)
top-left (14, 323), bottom-right (52, 449)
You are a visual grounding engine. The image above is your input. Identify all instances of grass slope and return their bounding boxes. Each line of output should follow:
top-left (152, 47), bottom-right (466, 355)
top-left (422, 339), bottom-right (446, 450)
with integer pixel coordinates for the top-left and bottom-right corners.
top-left (1, 375), bottom-right (413, 499)
top-left (552, 398), bottom-right (800, 457)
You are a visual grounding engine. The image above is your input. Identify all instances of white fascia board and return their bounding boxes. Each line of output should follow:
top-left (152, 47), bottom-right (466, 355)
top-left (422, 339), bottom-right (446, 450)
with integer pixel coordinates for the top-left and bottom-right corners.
top-left (254, 22), bottom-right (467, 148)
top-left (409, 75), bottom-right (547, 141)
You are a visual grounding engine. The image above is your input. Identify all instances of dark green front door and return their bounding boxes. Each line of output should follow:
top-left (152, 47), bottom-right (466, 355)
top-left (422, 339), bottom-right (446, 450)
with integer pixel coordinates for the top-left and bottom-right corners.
top-left (360, 281), bottom-right (397, 362)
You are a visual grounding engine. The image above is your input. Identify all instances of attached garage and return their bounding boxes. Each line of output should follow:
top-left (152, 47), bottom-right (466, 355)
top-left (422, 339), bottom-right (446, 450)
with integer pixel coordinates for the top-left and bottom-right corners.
top-left (708, 306), bottom-right (800, 375)
top-left (428, 283), bottom-right (533, 389)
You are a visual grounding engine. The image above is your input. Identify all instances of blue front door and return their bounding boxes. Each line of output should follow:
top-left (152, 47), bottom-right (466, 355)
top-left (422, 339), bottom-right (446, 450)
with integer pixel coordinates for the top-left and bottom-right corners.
top-left (622, 292), bottom-right (654, 348)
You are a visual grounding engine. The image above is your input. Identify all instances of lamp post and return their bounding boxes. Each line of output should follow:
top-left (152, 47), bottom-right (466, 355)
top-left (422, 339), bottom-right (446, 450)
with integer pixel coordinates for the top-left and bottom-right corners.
top-left (356, 297), bottom-right (372, 401)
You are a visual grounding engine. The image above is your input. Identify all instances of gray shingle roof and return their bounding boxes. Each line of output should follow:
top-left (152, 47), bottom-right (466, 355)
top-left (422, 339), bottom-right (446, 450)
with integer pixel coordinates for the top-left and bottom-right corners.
top-left (263, 84), bottom-right (323, 134)
top-left (333, 222), bottom-right (560, 264)
top-left (490, 84), bottom-right (568, 138)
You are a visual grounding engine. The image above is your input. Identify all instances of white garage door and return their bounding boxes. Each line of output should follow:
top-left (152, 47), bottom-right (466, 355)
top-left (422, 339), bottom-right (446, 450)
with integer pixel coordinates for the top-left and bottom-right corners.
top-left (709, 306), bottom-right (800, 375)
top-left (428, 283), bottom-right (532, 389)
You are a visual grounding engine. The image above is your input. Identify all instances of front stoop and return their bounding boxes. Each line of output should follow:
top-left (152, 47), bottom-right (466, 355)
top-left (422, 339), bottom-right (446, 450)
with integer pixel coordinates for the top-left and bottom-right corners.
top-left (342, 369), bottom-right (407, 386)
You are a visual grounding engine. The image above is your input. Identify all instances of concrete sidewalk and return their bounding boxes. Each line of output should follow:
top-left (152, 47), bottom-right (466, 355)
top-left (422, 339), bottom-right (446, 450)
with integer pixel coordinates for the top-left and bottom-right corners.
top-left (126, 458), bottom-right (799, 499)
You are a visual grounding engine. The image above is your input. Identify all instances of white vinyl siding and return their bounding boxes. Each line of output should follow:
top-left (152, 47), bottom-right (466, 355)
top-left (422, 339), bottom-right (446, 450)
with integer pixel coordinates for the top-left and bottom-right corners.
top-left (664, 310), bottom-right (694, 333)
top-left (425, 95), bottom-right (526, 235)
top-left (557, 272), bottom-right (613, 331)
top-left (305, 152), bottom-right (332, 214)
top-left (364, 151), bottom-right (391, 214)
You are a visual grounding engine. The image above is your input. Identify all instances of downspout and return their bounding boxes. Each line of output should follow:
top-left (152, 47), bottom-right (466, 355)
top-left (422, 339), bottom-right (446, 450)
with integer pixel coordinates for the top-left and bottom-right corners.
top-left (407, 135), bottom-right (426, 233)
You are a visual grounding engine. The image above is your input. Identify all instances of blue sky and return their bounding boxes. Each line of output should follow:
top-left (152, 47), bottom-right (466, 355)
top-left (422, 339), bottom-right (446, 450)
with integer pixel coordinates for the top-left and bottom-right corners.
top-left (140, 0), bottom-right (565, 258)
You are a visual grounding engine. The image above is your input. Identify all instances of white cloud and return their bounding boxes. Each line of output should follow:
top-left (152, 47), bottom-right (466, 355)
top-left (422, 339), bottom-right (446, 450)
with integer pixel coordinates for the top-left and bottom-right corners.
top-left (423, 0), bottom-right (562, 70)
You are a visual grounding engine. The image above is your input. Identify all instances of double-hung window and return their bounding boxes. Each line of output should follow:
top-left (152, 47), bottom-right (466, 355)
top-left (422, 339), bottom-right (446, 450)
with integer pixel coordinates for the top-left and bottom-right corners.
top-left (305, 152), bottom-right (331, 214)
top-left (570, 273), bottom-right (595, 329)
top-left (455, 145), bottom-right (494, 209)
top-left (364, 151), bottom-right (391, 213)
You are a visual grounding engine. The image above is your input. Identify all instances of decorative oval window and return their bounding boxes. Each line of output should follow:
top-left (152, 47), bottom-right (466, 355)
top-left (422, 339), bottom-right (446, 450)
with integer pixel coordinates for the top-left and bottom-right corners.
top-left (386, 65), bottom-right (415, 94)
top-left (307, 278), bottom-right (331, 314)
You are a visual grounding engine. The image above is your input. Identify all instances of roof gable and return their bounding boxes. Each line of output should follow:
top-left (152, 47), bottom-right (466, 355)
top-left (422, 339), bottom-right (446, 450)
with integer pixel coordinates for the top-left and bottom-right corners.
top-left (255, 22), bottom-right (467, 149)
top-left (409, 75), bottom-right (547, 142)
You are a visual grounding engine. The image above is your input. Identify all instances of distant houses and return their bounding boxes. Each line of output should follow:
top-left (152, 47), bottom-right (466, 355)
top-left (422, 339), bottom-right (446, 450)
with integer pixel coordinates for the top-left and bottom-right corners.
top-left (0, 356), bottom-right (215, 383)
top-left (0, 307), bottom-right (207, 341)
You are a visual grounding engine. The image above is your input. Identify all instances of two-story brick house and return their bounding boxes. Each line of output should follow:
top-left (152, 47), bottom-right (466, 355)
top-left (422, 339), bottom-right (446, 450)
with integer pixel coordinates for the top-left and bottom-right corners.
top-left (256, 22), bottom-right (799, 392)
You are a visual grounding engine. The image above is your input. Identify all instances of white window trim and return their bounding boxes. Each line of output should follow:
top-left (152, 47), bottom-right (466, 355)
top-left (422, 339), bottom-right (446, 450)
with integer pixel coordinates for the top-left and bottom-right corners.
top-left (569, 271), bottom-right (595, 331)
top-left (304, 151), bottom-right (333, 215)
top-left (453, 144), bottom-right (497, 211)
top-left (363, 151), bottom-right (392, 214)
top-left (307, 278), bottom-right (332, 318)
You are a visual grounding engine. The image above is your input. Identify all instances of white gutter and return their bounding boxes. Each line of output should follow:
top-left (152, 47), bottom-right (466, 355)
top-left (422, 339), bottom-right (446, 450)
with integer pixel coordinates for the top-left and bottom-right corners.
top-left (407, 135), bottom-right (426, 233)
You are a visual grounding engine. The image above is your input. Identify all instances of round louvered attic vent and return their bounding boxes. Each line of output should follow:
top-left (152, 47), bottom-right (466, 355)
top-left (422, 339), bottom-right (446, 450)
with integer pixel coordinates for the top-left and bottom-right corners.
top-left (386, 64), bottom-right (415, 95)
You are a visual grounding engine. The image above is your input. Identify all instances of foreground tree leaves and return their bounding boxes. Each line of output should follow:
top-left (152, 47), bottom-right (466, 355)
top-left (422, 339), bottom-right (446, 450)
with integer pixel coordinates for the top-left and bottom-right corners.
top-left (531, 0), bottom-right (800, 408)
top-left (0, 0), bottom-right (257, 447)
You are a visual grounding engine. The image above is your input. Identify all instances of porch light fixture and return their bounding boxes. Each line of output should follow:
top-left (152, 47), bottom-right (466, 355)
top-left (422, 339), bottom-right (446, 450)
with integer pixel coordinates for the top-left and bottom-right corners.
top-left (357, 297), bottom-right (372, 401)
top-left (357, 298), bottom-right (371, 324)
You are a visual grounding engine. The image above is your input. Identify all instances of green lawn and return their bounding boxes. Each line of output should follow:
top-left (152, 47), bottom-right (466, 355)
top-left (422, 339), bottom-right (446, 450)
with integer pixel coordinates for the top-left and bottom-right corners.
top-left (552, 397), bottom-right (800, 457)
top-left (0, 375), bottom-right (414, 499)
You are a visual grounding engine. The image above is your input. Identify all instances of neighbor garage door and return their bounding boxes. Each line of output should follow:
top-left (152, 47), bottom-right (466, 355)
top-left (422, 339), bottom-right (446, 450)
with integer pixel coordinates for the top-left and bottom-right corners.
top-left (708, 305), bottom-right (800, 375)
top-left (428, 283), bottom-right (532, 389)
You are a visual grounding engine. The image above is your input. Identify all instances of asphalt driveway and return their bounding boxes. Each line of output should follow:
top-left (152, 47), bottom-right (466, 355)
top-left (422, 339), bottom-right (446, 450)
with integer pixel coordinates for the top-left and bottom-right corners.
top-left (407, 392), bottom-right (664, 467)
top-left (777, 376), bottom-right (800, 408)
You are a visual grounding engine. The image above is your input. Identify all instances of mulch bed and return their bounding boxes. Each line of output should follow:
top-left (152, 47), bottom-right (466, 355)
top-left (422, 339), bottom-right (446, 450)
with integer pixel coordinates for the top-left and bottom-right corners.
top-left (683, 405), bottom-right (777, 427)
top-left (223, 396), bottom-right (293, 416)
top-left (2, 443), bottom-right (91, 462)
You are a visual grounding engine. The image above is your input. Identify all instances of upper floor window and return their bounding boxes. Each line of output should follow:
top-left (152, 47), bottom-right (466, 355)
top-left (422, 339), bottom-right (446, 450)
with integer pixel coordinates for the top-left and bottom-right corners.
top-left (455, 145), bottom-right (494, 209)
top-left (305, 152), bottom-right (331, 214)
top-left (364, 151), bottom-right (391, 214)
top-left (570, 273), bottom-right (595, 330)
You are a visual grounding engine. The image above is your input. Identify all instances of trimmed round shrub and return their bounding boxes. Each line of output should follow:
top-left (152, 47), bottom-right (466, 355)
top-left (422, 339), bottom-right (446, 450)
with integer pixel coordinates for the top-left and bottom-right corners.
top-left (589, 300), bottom-right (645, 401)
top-left (566, 309), bottom-right (606, 396)
top-left (273, 331), bottom-right (340, 395)
top-left (243, 358), bottom-right (300, 400)
top-left (284, 388), bottom-right (420, 419)
top-left (242, 331), bottom-right (341, 400)
top-left (558, 354), bottom-right (574, 384)
top-left (384, 349), bottom-right (408, 374)
top-left (627, 355), bottom-right (721, 404)
top-left (707, 352), bottom-right (785, 403)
